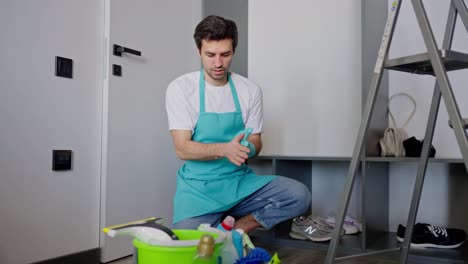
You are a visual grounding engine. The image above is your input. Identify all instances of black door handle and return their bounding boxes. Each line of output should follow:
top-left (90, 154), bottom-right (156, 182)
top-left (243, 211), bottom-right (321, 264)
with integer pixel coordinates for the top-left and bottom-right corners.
top-left (113, 44), bottom-right (142, 57)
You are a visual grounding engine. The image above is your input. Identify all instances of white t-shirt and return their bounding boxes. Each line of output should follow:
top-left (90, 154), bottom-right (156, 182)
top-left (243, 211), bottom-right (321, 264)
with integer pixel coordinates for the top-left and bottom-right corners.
top-left (166, 71), bottom-right (263, 134)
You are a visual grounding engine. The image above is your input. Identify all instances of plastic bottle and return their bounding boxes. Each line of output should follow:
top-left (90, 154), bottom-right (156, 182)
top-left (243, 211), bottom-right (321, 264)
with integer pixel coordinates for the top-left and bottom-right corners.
top-left (193, 234), bottom-right (216, 264)
top-left (217, 216), bottom-right (239, 264)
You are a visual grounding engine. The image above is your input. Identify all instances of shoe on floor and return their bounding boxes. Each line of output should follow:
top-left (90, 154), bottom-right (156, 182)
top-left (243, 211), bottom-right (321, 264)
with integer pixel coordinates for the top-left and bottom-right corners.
top-left (324, 215), bottom-right (361, 235)
top-left (289, 216), bottom-right (334, 242)
top-left (397, 223), bottom-right (467, 249)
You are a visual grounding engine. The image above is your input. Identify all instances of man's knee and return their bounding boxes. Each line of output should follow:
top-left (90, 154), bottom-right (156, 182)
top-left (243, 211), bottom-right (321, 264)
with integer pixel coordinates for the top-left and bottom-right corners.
top-left (289, 181), bottom-right (311, 214)
top-left (172, 213), bottom-right (223, 229)
top-left (273, 177), bottom-right (311, 214)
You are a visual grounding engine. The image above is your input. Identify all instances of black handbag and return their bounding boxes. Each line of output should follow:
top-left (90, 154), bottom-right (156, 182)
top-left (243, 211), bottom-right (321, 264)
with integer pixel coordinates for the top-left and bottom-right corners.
top-left (403, 136), bottom-right (436, 157)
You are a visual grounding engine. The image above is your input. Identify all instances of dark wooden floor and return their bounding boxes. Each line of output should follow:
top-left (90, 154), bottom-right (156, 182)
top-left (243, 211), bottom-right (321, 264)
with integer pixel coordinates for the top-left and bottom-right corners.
top-left (111, 234), bottom-right (466, 264)
top-left (111, 248), bottom-right (402, 264)
top-left (112, 245), bottom-right (460, 264)
top-left (256, 243), bottom-right (401, 264)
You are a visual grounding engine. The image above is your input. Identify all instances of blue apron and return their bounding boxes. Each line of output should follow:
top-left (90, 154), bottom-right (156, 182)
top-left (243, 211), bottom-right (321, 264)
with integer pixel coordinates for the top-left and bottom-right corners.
top-left (173, 71), bottom-right (276, 224)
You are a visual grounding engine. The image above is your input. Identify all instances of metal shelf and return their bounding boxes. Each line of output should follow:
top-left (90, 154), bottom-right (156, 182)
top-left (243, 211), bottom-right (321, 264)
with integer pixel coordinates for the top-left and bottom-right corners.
top-left (365, 157), bottom-right (466, 163)
top-left (385, 49), bottom-right (468, 75)
top-left (255, 156), bottom-right (466, 164)
top-left (256, 155), bottom-right (351, 161)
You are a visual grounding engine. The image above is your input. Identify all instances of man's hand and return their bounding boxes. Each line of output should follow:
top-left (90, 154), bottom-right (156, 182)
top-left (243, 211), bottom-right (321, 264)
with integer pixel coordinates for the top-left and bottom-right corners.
top-left (221, 133), bottom-right (250, 166)
top-left (170, 130), bottom-right (251, 164)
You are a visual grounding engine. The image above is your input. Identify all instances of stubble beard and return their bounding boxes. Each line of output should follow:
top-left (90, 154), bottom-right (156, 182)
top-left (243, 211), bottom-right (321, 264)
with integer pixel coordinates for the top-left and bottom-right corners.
top-left (207, 68), bottom-right (228, 82)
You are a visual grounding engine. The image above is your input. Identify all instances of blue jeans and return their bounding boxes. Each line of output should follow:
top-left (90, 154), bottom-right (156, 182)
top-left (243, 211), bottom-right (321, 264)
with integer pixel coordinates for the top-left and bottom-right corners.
top-left (172, 176), bottom-right (311, 229)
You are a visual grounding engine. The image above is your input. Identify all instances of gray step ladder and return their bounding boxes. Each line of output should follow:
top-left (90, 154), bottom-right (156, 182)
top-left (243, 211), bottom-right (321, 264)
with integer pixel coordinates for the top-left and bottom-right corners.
top-left (325, 0), bottom-right (468, 263)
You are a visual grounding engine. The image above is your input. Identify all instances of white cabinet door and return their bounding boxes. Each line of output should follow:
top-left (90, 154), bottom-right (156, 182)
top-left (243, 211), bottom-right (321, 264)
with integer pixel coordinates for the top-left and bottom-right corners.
top-left (100, 1), bottom-right (201, 262)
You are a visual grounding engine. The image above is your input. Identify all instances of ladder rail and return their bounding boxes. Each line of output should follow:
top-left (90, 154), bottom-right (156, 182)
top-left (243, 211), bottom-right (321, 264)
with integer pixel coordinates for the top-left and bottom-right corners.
top-left (400, 2), bottom-right (458, 263)
top-left (324, 1), bottom-right (403, 263)
top-left (453, 0), bottom-right (468, 32)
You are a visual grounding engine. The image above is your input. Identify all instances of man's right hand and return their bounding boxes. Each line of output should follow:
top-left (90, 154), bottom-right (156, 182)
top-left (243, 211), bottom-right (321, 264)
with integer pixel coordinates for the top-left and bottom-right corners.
top-left (221, 133), bottom-right (250, 166)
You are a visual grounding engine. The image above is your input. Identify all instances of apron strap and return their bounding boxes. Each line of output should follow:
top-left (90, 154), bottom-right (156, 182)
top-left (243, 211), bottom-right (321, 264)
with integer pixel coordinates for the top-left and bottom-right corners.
top-left (228, 73), bottom-right (242, 112)
top-left (199, 70), bottom-right (206, 113)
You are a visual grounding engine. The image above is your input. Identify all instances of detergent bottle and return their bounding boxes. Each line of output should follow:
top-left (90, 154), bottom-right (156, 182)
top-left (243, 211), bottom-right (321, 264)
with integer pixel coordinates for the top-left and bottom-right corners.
top-left (217, 216), bottom-right (240, 264)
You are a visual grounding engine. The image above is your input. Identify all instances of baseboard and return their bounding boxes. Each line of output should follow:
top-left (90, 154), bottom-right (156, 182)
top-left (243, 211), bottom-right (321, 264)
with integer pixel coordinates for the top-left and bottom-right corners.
top-left (33, 248), bottom-right (100, 264)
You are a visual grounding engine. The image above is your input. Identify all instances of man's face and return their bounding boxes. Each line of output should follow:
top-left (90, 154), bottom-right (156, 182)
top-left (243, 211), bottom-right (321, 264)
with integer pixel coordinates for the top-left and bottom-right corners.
top-left (199, 38), bottom-right (234, 86)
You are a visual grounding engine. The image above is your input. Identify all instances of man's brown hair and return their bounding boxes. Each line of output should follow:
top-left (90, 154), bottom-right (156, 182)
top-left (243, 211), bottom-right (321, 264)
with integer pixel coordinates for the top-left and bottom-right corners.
top-left (193, 15), bottom-right (238, 52)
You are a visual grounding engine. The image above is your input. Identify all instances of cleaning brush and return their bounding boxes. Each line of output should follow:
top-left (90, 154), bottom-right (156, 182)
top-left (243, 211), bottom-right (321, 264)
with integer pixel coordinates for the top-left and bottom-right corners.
top-left (234, 247), bottom-right (271, 264)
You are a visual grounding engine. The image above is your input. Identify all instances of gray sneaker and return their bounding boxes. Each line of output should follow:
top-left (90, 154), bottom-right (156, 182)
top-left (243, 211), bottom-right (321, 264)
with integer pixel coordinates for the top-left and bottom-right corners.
top-left (289, 216), bottom-right (334, 242)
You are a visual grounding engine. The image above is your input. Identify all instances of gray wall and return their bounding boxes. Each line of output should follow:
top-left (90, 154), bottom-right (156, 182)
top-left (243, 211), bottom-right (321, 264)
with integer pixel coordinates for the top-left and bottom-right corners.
top-left (361, 0), bottom-right (390, 234)
top-left (0, 1), bottom-right (104, 263)
top-left (362, 0), bottom-right (389, 156)
top-left (389, 163), bottom-right (468, 232)
top-left (203, 0), bottom-right (248, 77)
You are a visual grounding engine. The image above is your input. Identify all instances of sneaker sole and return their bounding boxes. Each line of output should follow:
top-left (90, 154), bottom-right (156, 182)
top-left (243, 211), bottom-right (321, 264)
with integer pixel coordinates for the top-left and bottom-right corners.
top-left (397, 236), bottom-right (466, 249)
top-left (324, 221), bottom-right (359, 235)
top-left (289, 231), bottom-right (331, 242)
top-left (326, 217), bottom-right (363, 232)
top-left (344, 229), bottom-right (359, 235)
top-left (289, 232), bottom-right (308, 240)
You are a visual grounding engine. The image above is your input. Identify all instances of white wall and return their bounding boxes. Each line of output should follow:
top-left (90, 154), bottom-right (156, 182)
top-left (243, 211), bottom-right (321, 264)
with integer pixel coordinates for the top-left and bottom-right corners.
top-left (0, 1), bottom-right (104, 263)
top-left (248, 0), bottom-right (362, 157)
top-left (388, 0), bottom-right (468, 231)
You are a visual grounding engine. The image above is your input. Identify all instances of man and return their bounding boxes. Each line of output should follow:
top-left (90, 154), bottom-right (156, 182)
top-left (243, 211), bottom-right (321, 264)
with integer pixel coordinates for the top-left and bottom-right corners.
top-left (166, 15), bottom-right (310, 233)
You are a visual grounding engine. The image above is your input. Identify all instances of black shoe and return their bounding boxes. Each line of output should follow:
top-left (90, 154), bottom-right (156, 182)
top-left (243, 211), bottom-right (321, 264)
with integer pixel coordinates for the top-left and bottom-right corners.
top-left (397, 223), bottom-right (467, 249)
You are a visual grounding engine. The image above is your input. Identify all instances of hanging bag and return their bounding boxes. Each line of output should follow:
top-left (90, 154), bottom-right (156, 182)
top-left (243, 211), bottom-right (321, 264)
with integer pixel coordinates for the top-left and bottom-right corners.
top-left (379, 93), bottom-right (416, 157)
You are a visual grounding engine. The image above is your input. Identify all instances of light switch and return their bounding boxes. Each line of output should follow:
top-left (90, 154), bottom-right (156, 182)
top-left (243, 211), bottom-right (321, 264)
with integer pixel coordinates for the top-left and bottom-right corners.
top-left (52, 150), bottom-right (72, 171)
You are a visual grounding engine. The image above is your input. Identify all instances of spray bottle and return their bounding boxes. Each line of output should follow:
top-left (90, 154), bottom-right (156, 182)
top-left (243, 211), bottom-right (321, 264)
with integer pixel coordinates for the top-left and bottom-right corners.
top-left (217, 216), bottom-right (240, 264)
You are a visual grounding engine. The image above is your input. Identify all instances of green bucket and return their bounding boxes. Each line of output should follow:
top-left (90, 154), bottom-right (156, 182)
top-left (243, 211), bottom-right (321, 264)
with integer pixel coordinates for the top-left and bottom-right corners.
top-left (133, 229), bottom-right (224, 264)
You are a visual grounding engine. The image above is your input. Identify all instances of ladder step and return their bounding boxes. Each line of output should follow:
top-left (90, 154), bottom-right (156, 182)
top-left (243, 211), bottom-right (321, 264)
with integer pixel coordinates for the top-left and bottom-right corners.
top-left (448, 118), bottom-right (468, 129)
top-left (385, 49), bottom-right (468, 75)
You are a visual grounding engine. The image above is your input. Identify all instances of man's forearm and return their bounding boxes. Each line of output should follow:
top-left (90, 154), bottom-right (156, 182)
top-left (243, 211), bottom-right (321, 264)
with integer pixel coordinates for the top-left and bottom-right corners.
top-left (171, 130), bottom-right (251, 165)
top-left (248, 134), bottom-right (262, 158)
top-left (175, 139), bottom-right (225, 161)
